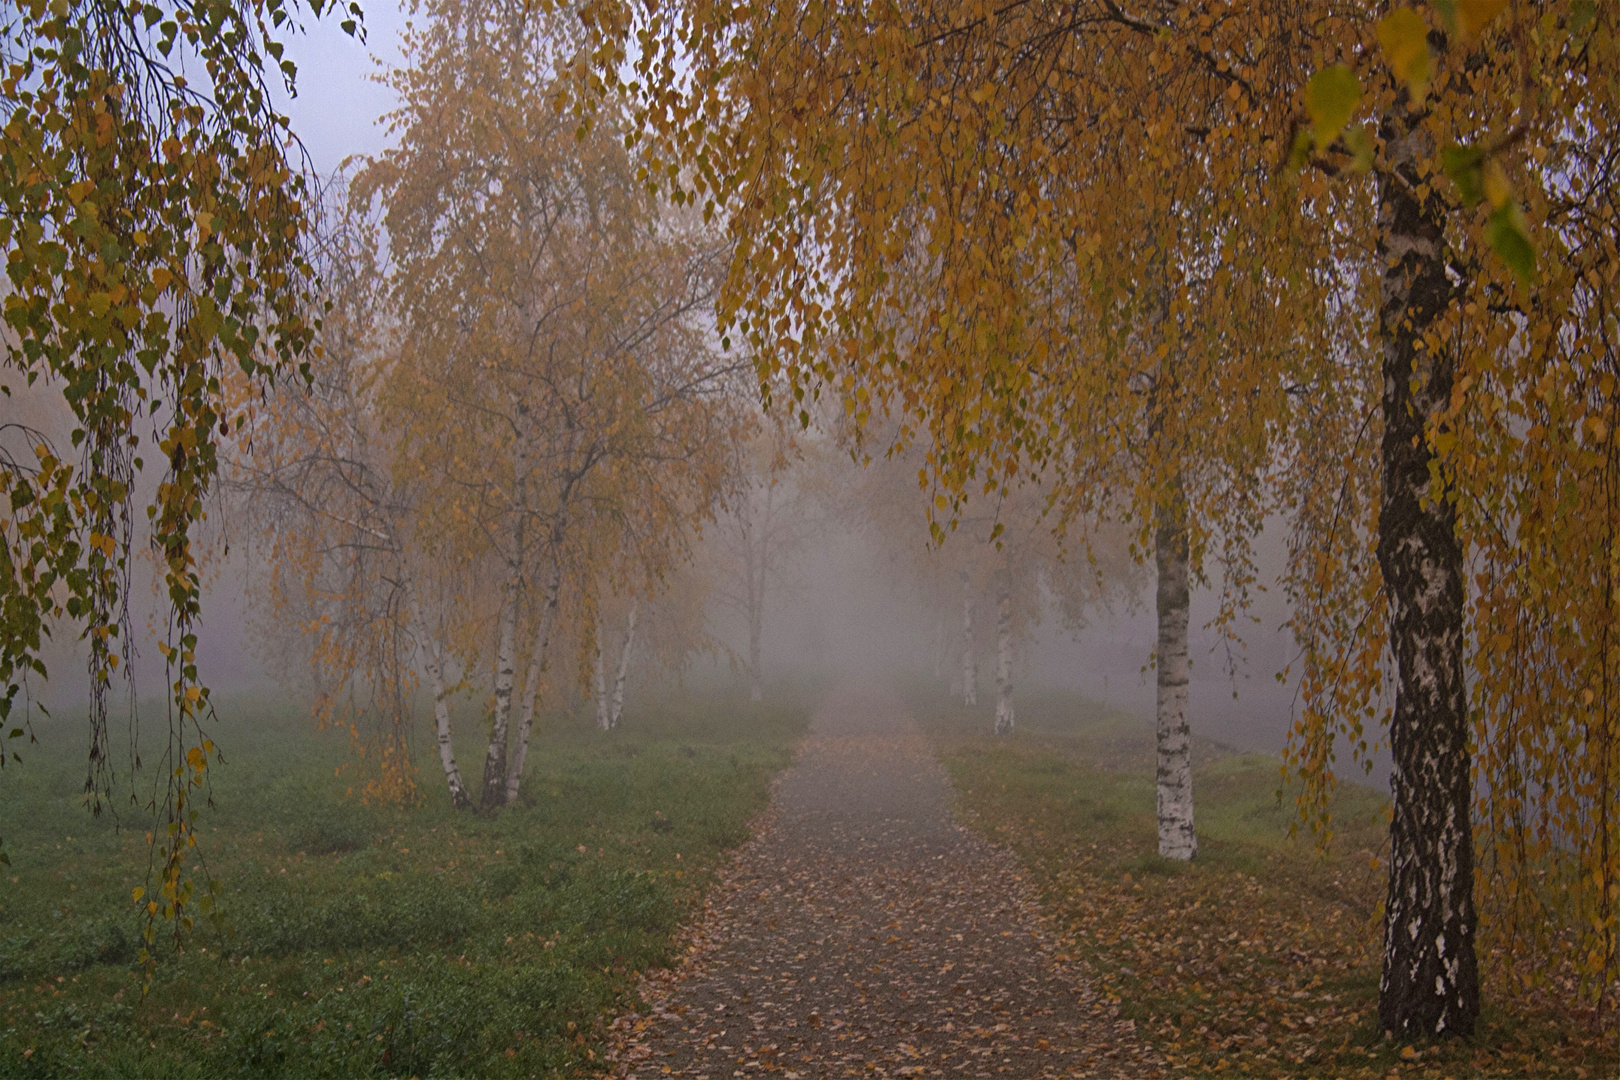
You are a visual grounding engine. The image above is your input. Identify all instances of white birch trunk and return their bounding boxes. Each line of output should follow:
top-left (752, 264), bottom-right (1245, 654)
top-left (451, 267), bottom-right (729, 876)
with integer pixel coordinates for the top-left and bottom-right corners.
top-left (994, 569), bottom-right (1014, 735)
top-left (1374, 108), bottom-right (1478, 1036)
top-left (478, 567), bottom-right (522, 810)
top-left (593, 616), bottom-right (610, 730)
top-left (425, 640), bottom-right (471, 810)
top-left (609, 602), bottom-right (636, 728)
top-left (961, 570), bottom-right (977, 707)
top-left (1154, 497), bottom-right (1197, 861)
top-left (503, 559), bottom-right (562, 805)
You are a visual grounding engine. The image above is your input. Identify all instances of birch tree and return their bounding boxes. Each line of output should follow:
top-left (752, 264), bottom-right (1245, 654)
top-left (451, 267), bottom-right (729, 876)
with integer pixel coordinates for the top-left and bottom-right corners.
top-left (239, 0), bottom-right (741, 813)
top-left (704, 425), bottom-right (819, 701)
top-left (0, 0), bottom-right (359, 947)
top-left (353, 0), bottom-right (739, 811)
top-left (1283, 2), bottom-right (1620, 1028)
top-left (592, 598), bottom-right (636, 730)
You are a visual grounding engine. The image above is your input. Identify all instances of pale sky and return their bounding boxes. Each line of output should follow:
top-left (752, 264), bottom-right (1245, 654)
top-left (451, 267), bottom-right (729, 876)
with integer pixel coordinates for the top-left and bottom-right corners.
top-left (274, 1), bottom-right (409, 177)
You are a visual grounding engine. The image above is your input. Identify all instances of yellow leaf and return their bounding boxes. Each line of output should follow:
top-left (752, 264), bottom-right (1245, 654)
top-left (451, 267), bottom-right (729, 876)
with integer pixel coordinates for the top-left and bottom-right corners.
top-left (1456, 0), bottom-right (1508, 36)
top-left (1482, 160), bottom-right (1512, 208)
top-left (1377, 9), bottom-right (1431, 102)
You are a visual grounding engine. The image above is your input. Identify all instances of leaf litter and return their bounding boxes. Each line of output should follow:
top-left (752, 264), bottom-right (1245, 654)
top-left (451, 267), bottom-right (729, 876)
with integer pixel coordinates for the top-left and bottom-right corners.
top-left (603, 686), bottom-right (1159, 1078)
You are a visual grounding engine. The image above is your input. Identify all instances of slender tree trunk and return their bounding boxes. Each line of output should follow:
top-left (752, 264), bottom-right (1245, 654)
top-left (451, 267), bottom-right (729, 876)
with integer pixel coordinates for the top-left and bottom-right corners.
top-left (593, 615), bottom-right (610, 730)
top-left (1375, 111), bottom-right (1478, 1038)
top-left (478, 567), bottom-right (522, 810)
top-left (610, 601), bottom-right (636, 728)
top-left (1155, 491), bottom-right (1196, 861)
top-left (747, 579), bottom-right (764, 702)
top-left (425, 640), bottom-right (470, 810)
top-left (504, 558), bottom-right (562, 805)
top-left (961, 570), bottom-right (977, 707)
top-left (994, 569), bottom-right (1015, 734)
top-left (932, 612), bottom-right (945, 681)
top-left (480, 424), bottom-right (530, 811)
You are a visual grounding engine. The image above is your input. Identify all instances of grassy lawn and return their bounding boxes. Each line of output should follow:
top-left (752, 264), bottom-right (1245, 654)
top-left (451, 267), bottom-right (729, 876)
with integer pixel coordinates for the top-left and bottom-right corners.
top-left (0, 681), bottom-right (809, 1077)
top-left (912, 685), bottom-right (1617, 1079)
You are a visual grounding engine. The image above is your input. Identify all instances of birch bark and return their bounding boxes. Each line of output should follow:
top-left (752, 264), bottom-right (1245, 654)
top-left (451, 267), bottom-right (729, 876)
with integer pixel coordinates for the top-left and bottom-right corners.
top-left (961, 569), bottom-right (977, 707)
top-left (478, 566), bottom-right (522, 810)
top-left (609, 602), bottom-right (636, 728)
top-left (425, 639), bottom-right (471, 809)
top-left (1374, 110), bottom-right (1478, 1038)
top-left (1154, 492), bottom-right (1196, 861)
top-left (994, 568), bottom-right (1014, 735)
top-left (503, 557), bottom-right (562, 805)
top-left (479, 422), bottom-right (530, 811)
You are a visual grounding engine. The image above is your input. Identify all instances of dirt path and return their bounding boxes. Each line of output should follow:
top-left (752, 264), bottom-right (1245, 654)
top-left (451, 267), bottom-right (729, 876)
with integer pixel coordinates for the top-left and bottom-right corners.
top-left (607, 686), bottom-right (1160, 1079)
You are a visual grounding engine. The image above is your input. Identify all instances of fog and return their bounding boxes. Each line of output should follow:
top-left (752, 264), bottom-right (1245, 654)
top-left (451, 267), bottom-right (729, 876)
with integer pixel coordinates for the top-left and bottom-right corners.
top-left (18, 445), bottom-right (1359, 785)
top-left (694, 486), bottom-right (1343, 773)
top-left (4, 0), bottom-right (1384, 789)
top-left (269, 1), bottom-right (1330, 768)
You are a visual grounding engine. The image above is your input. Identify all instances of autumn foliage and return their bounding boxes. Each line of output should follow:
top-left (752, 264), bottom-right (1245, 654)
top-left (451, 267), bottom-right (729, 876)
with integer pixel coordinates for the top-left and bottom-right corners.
top-left (569, 0), bottom-right (1620, 1032)
top-left (5, 0), bottom-right (1620, 1053)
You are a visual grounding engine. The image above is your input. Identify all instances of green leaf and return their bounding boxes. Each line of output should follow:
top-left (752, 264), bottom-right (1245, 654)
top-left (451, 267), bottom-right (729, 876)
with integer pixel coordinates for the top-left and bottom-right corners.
top-left (1441, 144), bottom-right (1487, 204)
top-left (1486, 203), bottom-right (1535, 285)
top-left (1304, 65), bottom-right (1361, 148)
top-left (1376, 9), bottom-right (1431, 102)
top-left (1569, 0), bottom-right (1597, 38)
top-left (1286, 128), bottom-right (1313, 173)
top-left (1343, 125), bottom-right (1374, 174)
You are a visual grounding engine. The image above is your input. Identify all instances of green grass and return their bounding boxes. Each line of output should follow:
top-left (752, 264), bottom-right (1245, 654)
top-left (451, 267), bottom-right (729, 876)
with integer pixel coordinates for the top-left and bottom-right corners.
top-left (910, 683), bottom-right (1617, 1079)
top-left (0, 681), bottom-right (810, 1077)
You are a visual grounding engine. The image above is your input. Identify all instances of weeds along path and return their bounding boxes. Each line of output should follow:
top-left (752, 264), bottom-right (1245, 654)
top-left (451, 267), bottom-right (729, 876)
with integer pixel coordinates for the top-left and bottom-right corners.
top-left (606, 685), bottom-right (1159, 1079)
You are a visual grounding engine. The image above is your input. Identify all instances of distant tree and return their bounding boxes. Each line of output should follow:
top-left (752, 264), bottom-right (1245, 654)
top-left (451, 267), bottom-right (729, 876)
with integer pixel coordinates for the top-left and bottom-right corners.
top-left (849, 430), bottom-right (1140, 731)
top-left (703, 423), bottom-right (821, 701)
top-left (226, 204), bottom-right (428, 805)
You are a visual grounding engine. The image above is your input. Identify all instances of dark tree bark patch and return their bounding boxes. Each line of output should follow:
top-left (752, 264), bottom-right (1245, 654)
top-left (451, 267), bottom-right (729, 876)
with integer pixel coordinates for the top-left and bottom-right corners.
top-left (606, 686), bottom-right (1160, 1078)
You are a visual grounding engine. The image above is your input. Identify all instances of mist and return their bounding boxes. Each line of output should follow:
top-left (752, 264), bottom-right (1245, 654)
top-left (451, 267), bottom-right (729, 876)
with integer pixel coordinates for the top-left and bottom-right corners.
top-left (4, 1), bottom-right (1605, 1072)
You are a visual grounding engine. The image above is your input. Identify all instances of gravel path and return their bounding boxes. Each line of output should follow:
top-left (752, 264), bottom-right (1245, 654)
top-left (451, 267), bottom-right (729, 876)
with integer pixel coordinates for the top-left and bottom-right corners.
top-left (607, 686), bottom-right (1160, 1079)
